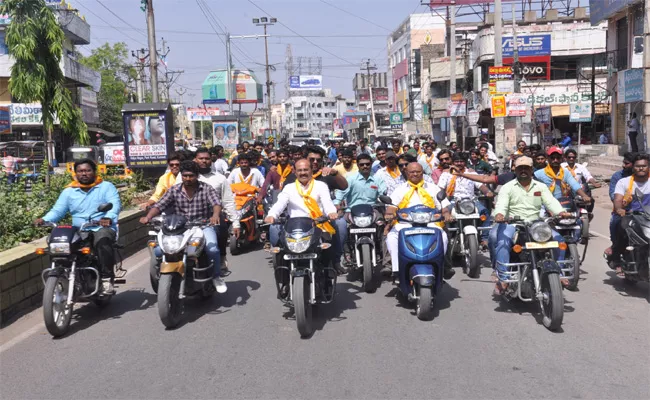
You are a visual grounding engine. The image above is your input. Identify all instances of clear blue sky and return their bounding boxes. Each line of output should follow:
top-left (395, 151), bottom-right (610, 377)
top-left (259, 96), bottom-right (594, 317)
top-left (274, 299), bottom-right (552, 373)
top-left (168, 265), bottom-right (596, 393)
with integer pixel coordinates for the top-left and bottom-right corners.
top-left (74, 0), bottom-right (433, 107)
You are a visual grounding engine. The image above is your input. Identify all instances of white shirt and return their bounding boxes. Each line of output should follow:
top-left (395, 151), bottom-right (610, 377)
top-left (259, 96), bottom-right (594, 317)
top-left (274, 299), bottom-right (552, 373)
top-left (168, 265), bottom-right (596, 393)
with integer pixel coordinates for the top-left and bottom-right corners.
top-left (419, 153), bottom-right (439, 170)
top-left (213, 158), bottom-right (229, 176)
top-left (390, 180), bottom-right (451, 210)
top-left (227, 167), bottom-right (265, 187)
top-left (628, 117), bottom-right (639, 133)
top-left (437, 171), bottom-right (483, 200)
top-left (561, 162), bottom-right (593, 184)
top-left (268, 179), bottom-right (337, 219)
top-left (615, 177), bottom-right (650, 197)
top-left (175, 170), bottom-right (238, 228)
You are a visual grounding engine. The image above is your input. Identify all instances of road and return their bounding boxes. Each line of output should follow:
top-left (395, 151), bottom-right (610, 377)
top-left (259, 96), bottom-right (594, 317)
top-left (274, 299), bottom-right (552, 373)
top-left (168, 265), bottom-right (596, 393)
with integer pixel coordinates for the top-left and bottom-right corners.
top-left (1, 200), bottom-right (648, 399)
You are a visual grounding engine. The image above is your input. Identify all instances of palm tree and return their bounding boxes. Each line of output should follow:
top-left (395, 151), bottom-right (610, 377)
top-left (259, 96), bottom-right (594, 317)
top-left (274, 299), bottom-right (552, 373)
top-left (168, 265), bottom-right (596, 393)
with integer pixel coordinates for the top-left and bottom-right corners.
top-left (1, 0), bottom-right (88, 183)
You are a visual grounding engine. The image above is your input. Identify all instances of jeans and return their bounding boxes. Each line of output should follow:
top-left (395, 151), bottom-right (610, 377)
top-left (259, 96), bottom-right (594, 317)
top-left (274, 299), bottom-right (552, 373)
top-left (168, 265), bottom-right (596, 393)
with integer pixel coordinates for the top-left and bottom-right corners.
top-left (202, 226), bottom-right (221, 278)
top-left (488, 224), bottom-right (566, 281)
top-left (269, 223), bottom-right (281, 247)
top-left (93, 227), bottom-right (117, 279)
top-left (609, 213), bottom-right (621, 242)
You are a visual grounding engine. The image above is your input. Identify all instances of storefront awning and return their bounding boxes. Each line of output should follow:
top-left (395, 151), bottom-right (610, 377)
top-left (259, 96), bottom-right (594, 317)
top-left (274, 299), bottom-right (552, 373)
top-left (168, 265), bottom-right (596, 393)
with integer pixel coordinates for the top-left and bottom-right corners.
top-left (547, 104), bottom-right (611, 117)
top-left (201, 69), bottom-right (263, 105)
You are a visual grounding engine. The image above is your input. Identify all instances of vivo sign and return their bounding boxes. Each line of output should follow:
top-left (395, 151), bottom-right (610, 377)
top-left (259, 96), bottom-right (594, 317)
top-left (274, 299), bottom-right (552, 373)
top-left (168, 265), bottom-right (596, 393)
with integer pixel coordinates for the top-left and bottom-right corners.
top-left (502, 35), bottom-right (551, 57)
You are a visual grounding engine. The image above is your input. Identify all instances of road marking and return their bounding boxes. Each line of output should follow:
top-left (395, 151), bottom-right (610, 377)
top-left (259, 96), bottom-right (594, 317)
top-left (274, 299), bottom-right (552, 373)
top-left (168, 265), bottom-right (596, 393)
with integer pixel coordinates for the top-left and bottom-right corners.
top-left (590, 230), bottom-right (609, 240)
top-left (0, 252), bottom-right (150, 354)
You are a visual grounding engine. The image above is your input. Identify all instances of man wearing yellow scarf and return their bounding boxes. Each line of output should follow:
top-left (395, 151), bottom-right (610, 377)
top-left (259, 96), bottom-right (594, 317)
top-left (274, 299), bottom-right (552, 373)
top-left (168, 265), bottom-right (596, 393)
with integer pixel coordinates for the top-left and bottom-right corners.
top-left (382, 162), bottom-right (454, 279)
top-left (533, 146), bottom-right (591, 202)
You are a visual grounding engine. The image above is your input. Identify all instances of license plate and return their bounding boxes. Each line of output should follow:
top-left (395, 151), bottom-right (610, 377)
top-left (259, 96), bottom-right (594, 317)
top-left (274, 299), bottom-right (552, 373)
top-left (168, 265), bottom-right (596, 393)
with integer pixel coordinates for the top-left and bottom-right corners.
top-left (405, 228), bottom-right (437, 236)
top-left (455, 214), bottom-right (480, 219)
top-left (350, 228), bottom-right (375, 233)
top-left (525, 241), bottom-right (559, 250)
top-left (284, 253), bottom-right (318, 260)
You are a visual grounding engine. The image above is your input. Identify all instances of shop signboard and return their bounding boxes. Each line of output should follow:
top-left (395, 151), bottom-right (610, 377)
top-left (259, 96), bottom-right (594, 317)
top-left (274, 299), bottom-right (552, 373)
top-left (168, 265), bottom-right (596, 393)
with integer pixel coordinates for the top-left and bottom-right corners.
top-left (357, 88), bottom-right (389, 102)
top-left (446, 100), bottom-right (467, 117)
top-left (468, 109), bottom-right (480, 126)
top-left (506, 94), bottom-right (528, 117)
top-left (491, 96), bottom-right (507, 118)
top-left (569, 102), bottom-right (592, 123)
top-left (495, 80), bottom-right (514, 95)
top-left (502, 34), bottom-right (551, 57)
top-left (617, 68), bottom-right (643, 104)
top-left (390, 112), bottom-right (403, 129)
top-left (122, 103), bottom-right (174, 168)
top-left (489, 66), bottom-right (513, 95)
top-left (9, 103), bottom-right (59, 125)
top-left (0, 105), bottom-right (10, 134)
top-left (186, 107), bottom-right (222, 121)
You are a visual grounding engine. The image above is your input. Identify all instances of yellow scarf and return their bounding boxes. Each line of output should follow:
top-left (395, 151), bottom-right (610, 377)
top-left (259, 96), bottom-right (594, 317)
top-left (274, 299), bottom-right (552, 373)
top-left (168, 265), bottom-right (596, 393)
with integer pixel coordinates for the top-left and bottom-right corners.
top-left (446, 175), bottom-right (457, 198)
top-left (544, 165), bottom-right (570, 196)
top-left (417, 149), bottom-right (423, 157)
top-left (514, 150), bottom-right (523, 155)
top-left (67, 177), bottom-right (103, 189)
top-left (387, 166), bottom-right (400, 179)
top-left (277, 164), bottom-right (291, 189)
top-left (295, 179), bottom-right (335, 234)
top-left (397, 180), bottom-right (436, 209)
top-left (565, 164), bottom-right (577, 179)
top-left (623, 176), bottom-right (635, 206)
top-left (313, 170), bottom-right (322, 179)
top-left (426, 154), bottom-right (436, 166)
top-left (239, 172), bottom-right (253, 185)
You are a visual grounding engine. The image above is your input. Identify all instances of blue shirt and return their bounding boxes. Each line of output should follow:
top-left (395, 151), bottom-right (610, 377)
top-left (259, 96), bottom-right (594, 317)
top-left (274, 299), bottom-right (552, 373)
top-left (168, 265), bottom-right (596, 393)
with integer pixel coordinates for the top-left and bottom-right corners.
top-left (560, 136), bottom-right (572, 147)
top-left (334, 172), bottom-right (386, 212)
top-left (43, 181), bottom-right (122, 231)
top-left (371, 160), bottom-right (384, 174)
top-left (609, 169), bottom-right (631, 202)
top-left (534, 168), bottom-right (582, 199)
top-left (328, 148), bottom-right (338, 165)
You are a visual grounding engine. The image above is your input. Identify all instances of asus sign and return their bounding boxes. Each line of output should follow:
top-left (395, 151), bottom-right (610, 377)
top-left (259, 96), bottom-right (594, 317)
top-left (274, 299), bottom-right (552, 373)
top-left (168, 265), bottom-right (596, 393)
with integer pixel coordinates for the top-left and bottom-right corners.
top-left (502, 34), bottom-right (551, 57)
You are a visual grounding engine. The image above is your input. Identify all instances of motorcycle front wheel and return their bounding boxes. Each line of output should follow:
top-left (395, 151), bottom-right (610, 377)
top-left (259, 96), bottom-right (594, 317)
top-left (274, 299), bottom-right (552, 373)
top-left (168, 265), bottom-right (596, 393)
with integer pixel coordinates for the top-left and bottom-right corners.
top-left (229, 233), bottom-right (240, 256)
top-left (416, 286), bottom-right (435, 321)
top-left (43, 275), bottom-right (73, 338)
top-left (540, 272), bottom-right (564, 331)
top-left (361, 244), bottom-right (375, 293)
top-left (158, 273), bottom-right (183, 329)
top-left (465, 235), bottom-right (480, 278)
top-left (565, 243), bottom-right (581, 291)
top-left (293, 275), bottom-right (313, 338)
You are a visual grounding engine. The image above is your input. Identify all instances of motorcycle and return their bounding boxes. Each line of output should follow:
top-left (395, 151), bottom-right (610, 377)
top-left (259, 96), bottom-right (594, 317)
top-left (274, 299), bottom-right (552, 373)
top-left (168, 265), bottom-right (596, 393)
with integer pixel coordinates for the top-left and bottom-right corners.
top-left (344, 203), bottom-right (385, 293)
top-left (148, 215), bottom-right (220, 329)
top-left (496, 217), bottom-right (572, 331)
top-left (550, 196), bottom-right (589, 291)
top-left (37, 203), bottom-right (126, 337)
top-left (379, 194), bottom-right (447, 321)
top-left (609, 189), bottom-right (650, 284)
top-left (270, 216), bottom-right (336, 338)
top-left (229, 194), bottom-right (263, 255)
top-left (447, 197), bottom-right (488, 278)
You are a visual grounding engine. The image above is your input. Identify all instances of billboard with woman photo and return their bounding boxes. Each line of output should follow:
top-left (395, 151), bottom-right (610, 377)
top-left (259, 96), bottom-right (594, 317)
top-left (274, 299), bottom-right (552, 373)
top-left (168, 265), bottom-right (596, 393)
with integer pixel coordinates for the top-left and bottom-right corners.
top-left (213, 121), bottom-right (238, 150)
top-left (122, 108), bottom-right (172, 167)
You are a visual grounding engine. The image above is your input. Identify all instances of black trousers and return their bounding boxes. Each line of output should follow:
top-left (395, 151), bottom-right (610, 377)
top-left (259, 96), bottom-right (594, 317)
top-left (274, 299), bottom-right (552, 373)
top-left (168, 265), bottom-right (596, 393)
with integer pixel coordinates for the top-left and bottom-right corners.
top-left (629, 131), bottom-right (639, 153)
top-left (218, 213), bottom-right (229, 257)
top-left (93, 227), bottom-right (116, 279)
top-left (611, 216), bottom-right (634, 260)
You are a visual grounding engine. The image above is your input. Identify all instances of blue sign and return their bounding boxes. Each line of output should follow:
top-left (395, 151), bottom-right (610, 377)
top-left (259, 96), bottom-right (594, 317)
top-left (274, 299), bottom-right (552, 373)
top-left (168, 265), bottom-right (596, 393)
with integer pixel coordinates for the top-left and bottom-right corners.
top-left (502, 34), bottom-right (551, 57)
top-left (618, 68), bottom-right (644, 104)
top-left (0, 106), bottom-right (10, 134)
top-left (590, 0), bottom-right (635, 25)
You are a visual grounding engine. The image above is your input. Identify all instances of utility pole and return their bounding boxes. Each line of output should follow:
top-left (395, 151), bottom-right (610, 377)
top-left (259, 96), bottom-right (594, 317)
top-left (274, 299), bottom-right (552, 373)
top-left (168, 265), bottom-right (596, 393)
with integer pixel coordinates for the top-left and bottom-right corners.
top-left (494, 0), bottom-right (505, 156)
top-left (644, 0), bottom-right (650, 152)
top-left (131, 49), bottom-right (148, 103)
top-left (449, 4), bottom-right (457, 145)
top-left (253, 17), bottom-right (277, 131)
top-left (590, 54), bottom-right (596, 141)
top-left (362, 59), bottom-right (377, 136)
top-left (225, 33), bottom-right (234, 114)
top-left (512, 4), bottom-right (522, 145)
top-left (146, 0), bottom-right (160, 102)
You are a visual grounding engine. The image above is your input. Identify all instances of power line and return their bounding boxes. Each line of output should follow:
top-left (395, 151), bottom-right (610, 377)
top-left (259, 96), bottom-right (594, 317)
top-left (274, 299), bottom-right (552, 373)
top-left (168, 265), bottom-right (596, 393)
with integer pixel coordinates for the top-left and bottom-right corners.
top-left (318, 0), bottom-right (392, 32)
top-left (95, 0), bottom-right (147, 38)
top-left (92, 25), bottom-right (388, 38)
top-left (75, 2), bottom-right (148, 46)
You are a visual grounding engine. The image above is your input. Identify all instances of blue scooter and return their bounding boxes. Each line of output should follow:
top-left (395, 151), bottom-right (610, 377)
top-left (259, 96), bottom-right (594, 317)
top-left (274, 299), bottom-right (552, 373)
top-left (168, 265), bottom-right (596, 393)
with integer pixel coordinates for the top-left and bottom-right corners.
top-left (380, 194), bottom-right (447, 320)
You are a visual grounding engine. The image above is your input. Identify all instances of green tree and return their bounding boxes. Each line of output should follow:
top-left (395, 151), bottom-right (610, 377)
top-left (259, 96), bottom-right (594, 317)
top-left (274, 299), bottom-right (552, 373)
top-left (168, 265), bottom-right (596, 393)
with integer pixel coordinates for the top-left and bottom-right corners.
top-left (79, 42), bottom-right (134, 135)
top-left (1, 0), bottom-right (88, 150)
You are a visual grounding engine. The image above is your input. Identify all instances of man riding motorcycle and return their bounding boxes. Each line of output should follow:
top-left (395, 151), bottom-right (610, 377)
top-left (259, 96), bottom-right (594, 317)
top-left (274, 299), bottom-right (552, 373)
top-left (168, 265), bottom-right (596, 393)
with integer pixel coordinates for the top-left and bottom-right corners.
top-left (34, 159), bottom-right (121, 294)
top-left (534, 146), bottom-right (591, 203)
top-left (333, 148), bottom-right (359, 178)
top-left (258, 149), bottom-right (293, 202)
top-left (385, 162), bottom-right (454, 279)
top-left (431, 150), bottom-right (452, 184)
top-left (418, 142), bottom-right (438, 172)
top-left (140, 160), bottom-right (227, 293)
top-left (141, 152), bottom-right (183, 210)
top-left (489, 156), bottom-right (572, 294)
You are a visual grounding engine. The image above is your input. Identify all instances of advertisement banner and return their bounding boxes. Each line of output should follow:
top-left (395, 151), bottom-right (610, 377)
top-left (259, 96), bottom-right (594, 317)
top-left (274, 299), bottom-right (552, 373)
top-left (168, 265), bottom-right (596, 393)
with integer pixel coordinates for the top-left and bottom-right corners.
top-left (495, 80), bottom-right (514, 95)
top-left (521, 62), bottom-right (549, 80)
top-left (123, 111), bottom-right (169, 167)
top-left (289, 75), bottom-right (323, 91)
top-left (389, 112), bottom-right (403, 129)
top-left (446, 100), bottom-right (467, 117)
top-left (489, 66), bottom-right (513, 95)
top-left (103, 147), bottom-right (126, 165)
top-left (9, 103), bottom-right (57, 125)
top-left (79, 87), bottom-right (98, 108)
top-left (491, 96), bottom-right (507, 118)
top-left (0, 105), bottom-right (10, 134)
top-left (569, 102), bottom-right (593, 123)
top-left (502, 34), bottom-right (551, 57)
top-left (212, 121), bottom-right (239, 151)
top-left (506, 94), bottom-right (528, 117)
top-left (357, 88), bottom-right (389, 102)
top-left (536, 107), bottom-right (552, 124)
top-left (186, 107), bottom-right (222, 121)
top-left (617, 68), bottom-right (643, 104)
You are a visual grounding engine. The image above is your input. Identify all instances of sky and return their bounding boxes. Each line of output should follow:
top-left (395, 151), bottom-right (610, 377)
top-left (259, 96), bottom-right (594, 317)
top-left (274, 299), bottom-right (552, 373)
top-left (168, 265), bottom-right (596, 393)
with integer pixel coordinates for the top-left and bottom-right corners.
top-left (72, 0), bottom-right (431, 108)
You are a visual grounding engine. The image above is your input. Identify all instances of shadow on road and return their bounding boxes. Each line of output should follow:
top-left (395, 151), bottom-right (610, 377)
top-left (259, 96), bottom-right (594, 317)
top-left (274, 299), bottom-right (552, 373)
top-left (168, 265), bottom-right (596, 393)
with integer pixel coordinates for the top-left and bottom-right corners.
top-left (602, 271), bottom-right (650, 302)
top-left (492, 292), bottom-right (575, 333)
top-left (384, 280), bottom-right (461, 319)
top-left (60, 288), bottom-right (157, 339)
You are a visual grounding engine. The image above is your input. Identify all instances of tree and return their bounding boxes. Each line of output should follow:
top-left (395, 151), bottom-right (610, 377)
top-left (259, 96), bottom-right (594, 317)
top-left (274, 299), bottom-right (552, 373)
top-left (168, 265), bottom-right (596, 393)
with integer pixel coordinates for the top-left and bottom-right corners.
top-left (1, 0), bottom-right (88, 153)
top-left (79, 43), bottom-right (134, 135)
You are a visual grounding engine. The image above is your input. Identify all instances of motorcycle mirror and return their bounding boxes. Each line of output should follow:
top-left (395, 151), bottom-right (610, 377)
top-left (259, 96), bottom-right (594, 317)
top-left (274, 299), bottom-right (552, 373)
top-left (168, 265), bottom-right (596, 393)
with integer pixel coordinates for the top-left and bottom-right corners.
top-left (379, 195), bottom-right (393, 205)
top-left (97, 203), bottom-right (113, 213)
top-left (436, 191), bottom-right (446, 201)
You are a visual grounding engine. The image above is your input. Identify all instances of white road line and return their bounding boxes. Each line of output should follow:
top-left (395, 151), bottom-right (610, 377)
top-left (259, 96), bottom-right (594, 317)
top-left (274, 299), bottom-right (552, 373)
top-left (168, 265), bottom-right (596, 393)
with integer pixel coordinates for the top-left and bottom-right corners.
top-left (590, 230), bottom-right (610, 240)
top-left (0, 253), bottom-right (151, 354)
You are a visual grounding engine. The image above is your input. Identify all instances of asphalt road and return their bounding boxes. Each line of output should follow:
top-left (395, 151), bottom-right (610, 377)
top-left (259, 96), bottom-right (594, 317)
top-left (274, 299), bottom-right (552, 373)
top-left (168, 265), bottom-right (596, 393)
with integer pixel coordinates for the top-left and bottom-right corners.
top-left (1, 203), bottom-right (648, 399)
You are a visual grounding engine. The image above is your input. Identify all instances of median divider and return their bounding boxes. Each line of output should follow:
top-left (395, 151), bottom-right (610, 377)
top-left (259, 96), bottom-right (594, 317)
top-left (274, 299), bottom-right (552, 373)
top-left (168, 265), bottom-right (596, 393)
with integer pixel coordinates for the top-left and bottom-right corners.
top-left (0, 209), bottom-right (149, 325)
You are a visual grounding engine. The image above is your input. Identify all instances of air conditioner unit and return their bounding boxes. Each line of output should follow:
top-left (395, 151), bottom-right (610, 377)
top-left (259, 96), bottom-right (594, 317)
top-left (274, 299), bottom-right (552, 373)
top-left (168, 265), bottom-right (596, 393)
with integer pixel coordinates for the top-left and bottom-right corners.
top-left (524, 11), bottom-right (537, 22)
top-left (545, 9), bottom-right (559, 21)
top-left (574, 7), bottom-right (587, 19)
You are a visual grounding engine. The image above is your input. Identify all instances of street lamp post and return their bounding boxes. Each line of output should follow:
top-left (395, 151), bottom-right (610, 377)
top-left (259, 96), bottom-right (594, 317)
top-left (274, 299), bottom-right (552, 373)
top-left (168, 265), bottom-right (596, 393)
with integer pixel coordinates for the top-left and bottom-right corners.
top-left (252, 16), bottom-right (276, 134)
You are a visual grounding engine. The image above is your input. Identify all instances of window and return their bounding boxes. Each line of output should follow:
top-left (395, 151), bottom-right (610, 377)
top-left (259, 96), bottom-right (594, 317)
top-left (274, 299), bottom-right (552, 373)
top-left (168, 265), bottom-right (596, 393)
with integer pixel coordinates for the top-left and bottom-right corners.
top-left (397, 79), bottom-right (402, 92)
top-left (616, 17), bottom-right (628, 70)
top-left (551, 58), bottom-right (577, 80)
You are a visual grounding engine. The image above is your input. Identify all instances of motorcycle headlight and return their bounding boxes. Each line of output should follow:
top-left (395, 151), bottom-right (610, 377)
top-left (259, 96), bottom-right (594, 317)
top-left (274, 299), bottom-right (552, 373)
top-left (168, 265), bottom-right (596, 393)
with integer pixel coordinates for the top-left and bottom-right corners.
top-left (410, 212), bottom-right (432, 224)
top-left (530, 222), bottom-right (553, 242)
top-left (49, 243), bottom-right (70, 255)
top-left (457, 199), bottom-right (475, 215)
top-left (353, 216), bottom-right (372, 228)
top-left (161, 235), bottom-right (184, 254)
top-left (286, 236), bottom-right (311, 253)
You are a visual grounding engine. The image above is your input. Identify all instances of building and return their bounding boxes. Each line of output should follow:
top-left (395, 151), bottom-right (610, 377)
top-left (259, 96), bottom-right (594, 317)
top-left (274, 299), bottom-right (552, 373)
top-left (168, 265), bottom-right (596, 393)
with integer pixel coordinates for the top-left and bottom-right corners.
top-left (387, 12), bottom-right (446, 133)
top-left (281, 89), bottom-right (356, 138)
top-left (590, 0), bottom-right (647, 152)
top-left (352, 72), bottom-right (389, 129)
top-left (469, 7), bottom-right (610, 149)
top-left (0, 1), bottom-right (101, 162)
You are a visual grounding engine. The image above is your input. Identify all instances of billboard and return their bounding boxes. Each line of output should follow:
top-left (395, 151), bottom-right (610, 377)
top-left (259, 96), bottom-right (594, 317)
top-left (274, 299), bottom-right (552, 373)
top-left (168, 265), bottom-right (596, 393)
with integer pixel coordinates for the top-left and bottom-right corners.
top-left (502, 34), bottom-right (551, 57)
top-left (505, 94), bottom-right (528, 117)
top-left (289, 75), bottom-right (323, 91)
top-left (212, 121), bottom-right (239, 151)
top-left (569, 102), bottom-right (592, 123)
top-left (186, 107), bottom-right (222, 121)
top-left (357, 88), bottom-right (389, 102)
top-left (617, 68), bottom-right (643, 104)
top-left (123, 110), bottom-right (170, 167)
top-left (429, 0), bottom-right (516, 5)
top-left (0, 105), bottom-right (10, 134)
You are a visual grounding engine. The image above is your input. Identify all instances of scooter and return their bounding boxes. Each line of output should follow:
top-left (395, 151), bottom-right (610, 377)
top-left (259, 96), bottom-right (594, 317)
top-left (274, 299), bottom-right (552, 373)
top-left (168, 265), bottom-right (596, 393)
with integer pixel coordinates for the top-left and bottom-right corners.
top-left (380, 194), bottom-right (447, 321)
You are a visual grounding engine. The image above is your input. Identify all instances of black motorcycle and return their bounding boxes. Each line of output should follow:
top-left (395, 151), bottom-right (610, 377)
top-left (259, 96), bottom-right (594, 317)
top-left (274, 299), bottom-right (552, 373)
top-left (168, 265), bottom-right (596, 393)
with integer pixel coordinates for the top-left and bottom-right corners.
top-left (270, 216), bottom-right (336, 338)
top-left (38, 203), bottom-right (125, 337)
top-left (550, 196), bottom-right (589, 291)
top-left (344, 204), bottom-right (385, 293)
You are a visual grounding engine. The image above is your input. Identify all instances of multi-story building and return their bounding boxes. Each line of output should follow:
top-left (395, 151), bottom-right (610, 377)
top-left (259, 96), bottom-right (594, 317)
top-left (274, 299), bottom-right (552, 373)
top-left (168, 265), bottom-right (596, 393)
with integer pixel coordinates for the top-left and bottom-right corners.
top-left (0, 1), bottom-right (101, 162)
top-left (352, 72), bottom-right (389, 129)
top-left (387, 12), bottom-right (446, 132)
top-left (590, 0), bottom-right (647, 152)
top-left (282, 89), bottom-right (356, 138)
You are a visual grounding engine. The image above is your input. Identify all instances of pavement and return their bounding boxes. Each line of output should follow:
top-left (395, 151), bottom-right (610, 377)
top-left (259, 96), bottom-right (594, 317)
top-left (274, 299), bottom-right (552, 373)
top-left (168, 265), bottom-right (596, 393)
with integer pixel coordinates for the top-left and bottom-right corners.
top-left (1, 198), bottom-right (648, 400)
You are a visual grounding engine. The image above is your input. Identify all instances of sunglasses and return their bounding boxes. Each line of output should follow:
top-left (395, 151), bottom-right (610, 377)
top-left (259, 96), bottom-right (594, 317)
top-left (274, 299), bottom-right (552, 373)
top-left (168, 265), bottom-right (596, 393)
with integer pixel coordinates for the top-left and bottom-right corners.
top-left (439, 157), bottom-right (450, 161)
top-left (358, 162), bottom-right (371, 167)
top-left (398, 163), bottom-right (409, 168)
top-left (308, 157), bottom-right (323, 163)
